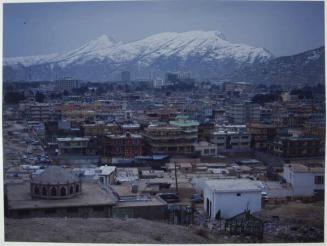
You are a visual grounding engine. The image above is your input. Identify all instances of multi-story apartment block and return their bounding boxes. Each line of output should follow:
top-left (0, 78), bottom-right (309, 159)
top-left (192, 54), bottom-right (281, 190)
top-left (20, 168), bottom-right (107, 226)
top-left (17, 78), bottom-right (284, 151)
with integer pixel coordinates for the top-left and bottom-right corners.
top-left (55, 77), bottom-right (80, 92)
top-left (227, 103), bottom-right (245, 124)
top-left (227, 102), bottom-right (261, 125)
top-left (143, 118), bottom-right (199, 155)
top-left (104, 132), bottom-right (143, 158)
top-left (57, 137), bottom-right (90, 155)
top-left (269, 136), bottom-right (324, 157)
top-left (247, 123), bottom-right (277, 150)
top-left (23, 103), bottom-right (52, 122)
top-left (210, 130), bottom-right (251, 153)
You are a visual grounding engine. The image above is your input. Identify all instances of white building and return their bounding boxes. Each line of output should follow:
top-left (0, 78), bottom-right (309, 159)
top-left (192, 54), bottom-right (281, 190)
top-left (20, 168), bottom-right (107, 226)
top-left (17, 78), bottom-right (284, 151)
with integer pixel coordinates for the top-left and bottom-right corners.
top-left (97, 165), bottom-right (116, 188)
top-left (193, 141), bottom-right (218, 156)
top-left (55, 77), bottom-right (80, 91)
top-left (203, 179), bottom-right (262, 219)
top-left (282, 163), bottom-right (324, 197)
top-left (210, 130), bottom-right (251, 152)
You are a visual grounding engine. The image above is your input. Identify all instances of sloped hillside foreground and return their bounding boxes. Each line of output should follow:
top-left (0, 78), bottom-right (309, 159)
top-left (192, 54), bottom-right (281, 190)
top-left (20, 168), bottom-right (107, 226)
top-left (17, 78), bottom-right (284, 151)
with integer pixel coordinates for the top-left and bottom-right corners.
top-left (5, 201), bottom-right (324, 244)
top-left (5, 217), bottom-right (234, 244)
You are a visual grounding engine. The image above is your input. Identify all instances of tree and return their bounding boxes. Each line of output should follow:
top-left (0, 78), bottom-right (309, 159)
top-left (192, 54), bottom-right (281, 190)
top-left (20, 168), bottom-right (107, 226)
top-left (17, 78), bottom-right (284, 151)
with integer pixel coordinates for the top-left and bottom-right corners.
top-left (35, 91), bottom-right (45, 103)
top-left (215, 210), bottom-right (222, 229)
top-left (4, 91), bottom-right (25, 104)
top-left (215, 210), bottom-right (221, 221)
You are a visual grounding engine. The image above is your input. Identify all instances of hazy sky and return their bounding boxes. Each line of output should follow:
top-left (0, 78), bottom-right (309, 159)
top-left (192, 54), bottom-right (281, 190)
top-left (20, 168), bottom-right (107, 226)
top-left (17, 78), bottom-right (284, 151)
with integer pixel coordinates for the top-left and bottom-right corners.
top-left (4, 1), bottom-right (325, 58)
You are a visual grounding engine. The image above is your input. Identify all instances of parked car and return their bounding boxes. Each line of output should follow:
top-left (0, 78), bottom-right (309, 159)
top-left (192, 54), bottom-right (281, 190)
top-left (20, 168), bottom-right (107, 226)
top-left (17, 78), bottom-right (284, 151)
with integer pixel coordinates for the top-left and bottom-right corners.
top-left (157, 193), bottom-right (180, 203)
top-left (191, 194), bottom-right (203, 203)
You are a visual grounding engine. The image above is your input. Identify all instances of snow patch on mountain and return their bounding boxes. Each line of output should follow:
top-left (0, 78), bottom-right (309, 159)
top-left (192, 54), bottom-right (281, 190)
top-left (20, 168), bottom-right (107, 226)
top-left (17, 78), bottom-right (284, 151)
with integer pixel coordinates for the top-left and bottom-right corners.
top-left (4, 30), bottom-right (275, 81)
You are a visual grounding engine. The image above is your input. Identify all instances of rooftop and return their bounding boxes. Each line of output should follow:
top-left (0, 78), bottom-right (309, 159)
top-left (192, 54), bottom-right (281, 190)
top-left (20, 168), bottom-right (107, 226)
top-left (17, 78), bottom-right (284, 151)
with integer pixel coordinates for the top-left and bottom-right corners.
top-left (99, 165), bottom-right (116, 175)
top-left (204, 179), bottom-right (261, 193)
top-left (57, 137), bottom-right (90, 142)
top-left (286, 164), bottom-right (324, 173)
top-left (6, 182), bottom-right (116, 210)
top-left (31, 166), bottom-right (79, 184)
top-left (169, 119), bottom-right (199, 127)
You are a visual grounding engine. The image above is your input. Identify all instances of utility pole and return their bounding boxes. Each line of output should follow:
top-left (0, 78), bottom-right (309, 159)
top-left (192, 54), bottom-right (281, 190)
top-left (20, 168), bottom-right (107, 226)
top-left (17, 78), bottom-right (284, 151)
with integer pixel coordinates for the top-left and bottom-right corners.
top-left (174, 161), bottom-right (179, 194)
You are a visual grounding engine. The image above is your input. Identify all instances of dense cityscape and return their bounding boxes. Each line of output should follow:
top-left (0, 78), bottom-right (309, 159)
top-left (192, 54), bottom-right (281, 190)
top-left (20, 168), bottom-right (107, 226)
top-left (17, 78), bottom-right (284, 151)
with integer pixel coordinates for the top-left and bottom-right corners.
top-left (3, 0), bottom-right (325, 244)
top-left (3, 72), bottom-right (325, 243)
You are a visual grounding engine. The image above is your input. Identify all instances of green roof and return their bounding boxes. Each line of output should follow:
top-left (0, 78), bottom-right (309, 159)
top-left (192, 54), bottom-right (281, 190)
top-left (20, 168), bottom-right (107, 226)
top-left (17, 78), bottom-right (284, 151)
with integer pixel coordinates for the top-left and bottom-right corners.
top-left (169, 120), bottom-right (199, 127)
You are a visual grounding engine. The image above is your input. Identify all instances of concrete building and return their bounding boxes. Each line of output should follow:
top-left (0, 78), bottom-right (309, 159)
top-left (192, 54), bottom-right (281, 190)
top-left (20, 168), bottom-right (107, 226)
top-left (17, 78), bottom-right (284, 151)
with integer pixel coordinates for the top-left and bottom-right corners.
top-left (97, 165), bottom-right (116, 188)
top-left (165, 72), bottom-right (179, 85)
top-left (5, 165), bottom-right (167, 220)
top-left (104, 133), bottom-right (143, 158)
top-left (228, 103), bottom-right (245, 124)
top-left (23, 103), bottom-right (51, 122)
top-left (57, 137), bottom-right (90, 155)
top-left (210, 130), bottom-right (251, 153)
top-left (193, 141), bottom-right (218, 156)
top-left (282, 163), bottom-right (324, 197)
top-left (269, 136), bottom-right (324, 157)
top-left (143, 118), bottom-right (198, 155)
top-left (169, 116), bottom-right (199, 141)
top-left (55, 77), bottom-right (80, 92)
top-left (203, 179), bottom-right (262, 219)
top-left (30, 166), bottom-right (82, 199)
top-left (247, 123), bottom-right (277, 150)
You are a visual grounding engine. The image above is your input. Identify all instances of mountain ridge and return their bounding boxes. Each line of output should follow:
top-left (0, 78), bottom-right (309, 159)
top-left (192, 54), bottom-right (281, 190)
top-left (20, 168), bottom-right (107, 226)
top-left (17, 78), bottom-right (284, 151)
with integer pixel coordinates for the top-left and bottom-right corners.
top-left (4, 30), bottom-right (273, 81)
top-left (220, 46), bottom-right (325, 86)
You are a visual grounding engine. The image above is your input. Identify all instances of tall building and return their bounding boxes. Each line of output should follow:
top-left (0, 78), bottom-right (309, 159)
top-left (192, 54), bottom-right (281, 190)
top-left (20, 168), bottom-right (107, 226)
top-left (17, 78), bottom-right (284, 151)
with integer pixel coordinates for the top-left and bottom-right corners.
top-left (143, 116), bottom-right (199, 155)
top-left (23, 103), bottom-right (52, 122)
top-left (165, 72), bottom-right (179, 84)
top-left (228, 102), bottom-right (260, 124)
top-left (121, 71), bottom-right (131, 82)
top-left (228, 103), bottom-right (245, 124)
top-left (104, 132), bottom-right (143, 158)
top-left (55, 77), bottom-right (80, 92)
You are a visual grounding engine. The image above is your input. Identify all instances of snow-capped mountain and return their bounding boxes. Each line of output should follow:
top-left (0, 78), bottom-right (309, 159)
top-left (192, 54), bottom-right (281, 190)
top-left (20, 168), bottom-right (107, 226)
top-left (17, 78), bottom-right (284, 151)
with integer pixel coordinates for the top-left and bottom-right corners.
top-left (221, 46), bottom-right (325, 86)
top-left (4, 30), bottom-right (273, 81)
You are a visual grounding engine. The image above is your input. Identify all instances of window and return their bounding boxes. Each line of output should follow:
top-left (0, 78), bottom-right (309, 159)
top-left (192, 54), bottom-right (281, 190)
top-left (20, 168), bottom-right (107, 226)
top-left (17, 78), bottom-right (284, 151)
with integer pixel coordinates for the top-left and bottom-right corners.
top-left (236, 193), bottom-right (241, 196)
top-left (51, 187), bottom-right (57, 196)
top-left (75, 184), bottom-right (80, 193)
top-left (67, 207), bottom-right (78, 213)
top-left (93, 206), bottom-right (105, 212)
top-left (34, 186), bottom-right (40, 195)
top-left (45, 208), bottom-right (56, 214)
top-left (18, 210), bottom-right (30, 216)
top-left (315, 176), bottom-right (324, 185)
top-left (60, 187), bottom-right (67, 196)
top-left (42, 187), bottom-right (47, 196)
top-left (70, 186), bottom-right (74, 194)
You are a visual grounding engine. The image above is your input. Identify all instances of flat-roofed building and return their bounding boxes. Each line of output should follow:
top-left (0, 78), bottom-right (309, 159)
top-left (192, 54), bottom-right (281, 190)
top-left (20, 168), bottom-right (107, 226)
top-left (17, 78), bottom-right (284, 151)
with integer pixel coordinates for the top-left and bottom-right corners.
top-left (57, 137), bottom-right (90, 155)
top-left (269, 136), bottom-right (324, 157)
top-left (143, 125), bottom-right (195, 155)
top-left (23, 103), bottom-right (51, 122)
top-left (203, 179), bottom-right (262, 219)
top-left (247, 123), bottom-right (277, 150)
top-left (104, 133), bottom-right (143, 158)
top-left (282, 163), bottom-right (324, 197)
top-left (210, 130), bottom-right (251, 153)
top-left (193, 141), bottom-right (218, 156)
top-left (55, 77), bottom-right (80, 92)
